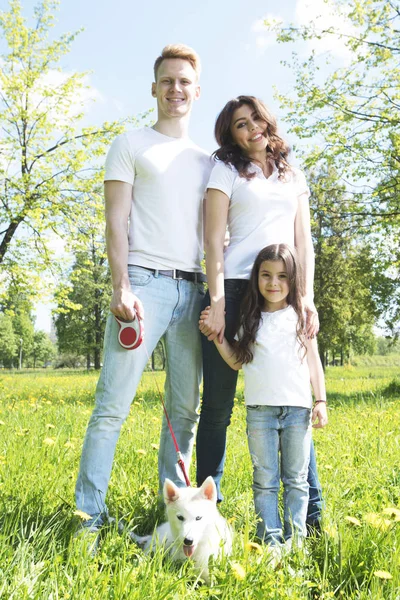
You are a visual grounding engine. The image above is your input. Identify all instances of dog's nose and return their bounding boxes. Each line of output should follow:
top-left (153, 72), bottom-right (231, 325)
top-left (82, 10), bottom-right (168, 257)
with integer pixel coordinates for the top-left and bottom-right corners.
top-left (184, 537), bottom-right (194, 546)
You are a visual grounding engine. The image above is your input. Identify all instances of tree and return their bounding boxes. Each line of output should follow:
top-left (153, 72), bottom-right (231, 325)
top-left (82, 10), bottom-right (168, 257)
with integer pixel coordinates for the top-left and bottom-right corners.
top-left (54, 225), bottom-right (111, 369)
top-left (265, 0), bottom-right (400, 217)
top-left (309, 167), bottom-right (380, 366)
top-left (0, 313), bottom-right (17, 367)
top-left (264, 0), bottom-right (400, 331)
top-left (0, 0), bottom-right (141, 302)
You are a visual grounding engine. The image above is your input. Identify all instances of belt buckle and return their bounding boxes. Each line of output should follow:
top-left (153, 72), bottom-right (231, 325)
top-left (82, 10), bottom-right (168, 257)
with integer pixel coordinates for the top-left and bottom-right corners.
top-left (172, 269), bottom-right (184, 280)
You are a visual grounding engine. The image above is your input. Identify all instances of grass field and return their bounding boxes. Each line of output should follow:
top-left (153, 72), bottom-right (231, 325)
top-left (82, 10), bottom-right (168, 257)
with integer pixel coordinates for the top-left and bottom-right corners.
top-left (0, 364), bottom-right (399, 599)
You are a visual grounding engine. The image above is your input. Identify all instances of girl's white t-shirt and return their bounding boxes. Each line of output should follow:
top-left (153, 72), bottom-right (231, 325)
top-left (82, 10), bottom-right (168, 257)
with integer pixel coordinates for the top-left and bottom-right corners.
top-left (207, 161), bottom-right (310, 279)
top-left (241, 306), bottom-right (312, 408)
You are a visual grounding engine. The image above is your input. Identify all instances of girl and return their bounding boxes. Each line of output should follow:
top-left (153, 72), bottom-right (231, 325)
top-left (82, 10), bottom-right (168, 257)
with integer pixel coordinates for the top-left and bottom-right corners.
top-left (200, 244), bottom-right (327, 548)
top-left (196, 97), bottom-right (322, 531)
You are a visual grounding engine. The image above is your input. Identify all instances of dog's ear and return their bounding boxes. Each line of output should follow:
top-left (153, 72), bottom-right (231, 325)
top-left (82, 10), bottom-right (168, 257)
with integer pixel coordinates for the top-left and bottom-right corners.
top-left (164, 478), bottom-right (180, 504)
top-left (198, 476), bottom-right (217, 502)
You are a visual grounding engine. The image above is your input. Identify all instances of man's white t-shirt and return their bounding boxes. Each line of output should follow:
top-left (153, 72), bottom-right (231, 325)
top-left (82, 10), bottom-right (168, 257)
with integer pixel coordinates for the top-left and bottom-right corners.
top-left (104, 127), bottom-right (212, 271)
top-left (241, 306), bottom-right (312, 408)
top-left (207, 161), bottom-right (310, 279)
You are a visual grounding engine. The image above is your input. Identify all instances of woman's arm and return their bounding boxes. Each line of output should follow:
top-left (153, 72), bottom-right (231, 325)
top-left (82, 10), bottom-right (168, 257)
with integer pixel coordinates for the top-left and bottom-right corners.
top-left (294, 191), bottom-right (319, 337)
top-left (199, 306), bottom-right (242, 369)
top-left (305, 336), bottom-right (328, 428)
top-left (199, 188), bottom-right (230, 343)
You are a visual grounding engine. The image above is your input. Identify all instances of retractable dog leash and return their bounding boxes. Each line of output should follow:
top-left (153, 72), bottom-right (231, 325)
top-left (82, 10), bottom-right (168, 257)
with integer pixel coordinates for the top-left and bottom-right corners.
top-left (115, 312), bottom-right (191, 487)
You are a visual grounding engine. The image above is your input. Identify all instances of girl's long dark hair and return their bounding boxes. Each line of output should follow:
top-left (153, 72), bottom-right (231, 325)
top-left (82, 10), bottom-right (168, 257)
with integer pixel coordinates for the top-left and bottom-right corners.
top-left (214, 96), bottom-right (291, 180)
top-left (235, 244), bottom-right (306, 364)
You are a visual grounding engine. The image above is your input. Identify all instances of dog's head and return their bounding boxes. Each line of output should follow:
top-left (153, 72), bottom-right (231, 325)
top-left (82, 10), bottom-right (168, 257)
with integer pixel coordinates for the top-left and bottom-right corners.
top-left (163, 476), bottom-right (218, 557)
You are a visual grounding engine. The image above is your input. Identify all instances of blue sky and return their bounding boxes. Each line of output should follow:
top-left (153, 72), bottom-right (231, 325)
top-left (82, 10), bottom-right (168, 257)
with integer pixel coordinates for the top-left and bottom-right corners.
top-left (7, 0), bottom-right (342, 331)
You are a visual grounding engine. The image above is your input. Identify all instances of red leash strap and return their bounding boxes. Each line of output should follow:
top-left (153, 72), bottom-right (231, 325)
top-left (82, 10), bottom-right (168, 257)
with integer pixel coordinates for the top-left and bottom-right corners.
top-left (143, 340), bottom-right (191, 487)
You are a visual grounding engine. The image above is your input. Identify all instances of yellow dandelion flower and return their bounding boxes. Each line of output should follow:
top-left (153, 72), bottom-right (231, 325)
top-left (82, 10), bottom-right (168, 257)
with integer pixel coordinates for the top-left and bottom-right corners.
top-left (46, 423), bottom-right (55, 429)
top-left (231, 562), bottom-right (246, 580)
top-left (245, 541), bottom-right (263, 554)
top-left (151, 443), bottom-right (159, 450)
top-left (323, 524), bottom-right (338, 539)
top-left (345, 516), bottom-right (362, 527)
top-left (364, 513), bottom-right (392, 530)
top-left (136, 449), bottom-right (146, 455)
top-left (382, 507), bottom-right (400, 521)
top-left (74, 509), bottom-right (92, 521)
top-left (374, 570), bottom-right (392, 580)
top-left (43, 437), bottom-right (56, 446)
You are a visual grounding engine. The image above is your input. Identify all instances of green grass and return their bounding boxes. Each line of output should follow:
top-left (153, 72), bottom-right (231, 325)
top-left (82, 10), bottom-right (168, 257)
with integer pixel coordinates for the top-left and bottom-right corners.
top-left (0, 364), bottom-right (399, 599)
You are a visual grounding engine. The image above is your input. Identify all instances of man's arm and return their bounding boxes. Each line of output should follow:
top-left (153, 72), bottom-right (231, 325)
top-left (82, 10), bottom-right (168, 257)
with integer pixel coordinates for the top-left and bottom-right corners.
top-left (105, 180), bottom-right (144, 321)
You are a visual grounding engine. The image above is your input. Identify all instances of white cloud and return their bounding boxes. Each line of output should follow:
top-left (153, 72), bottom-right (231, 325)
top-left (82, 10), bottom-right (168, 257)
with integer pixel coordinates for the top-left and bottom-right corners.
top-left (251, 14), bottom-right (283, 53)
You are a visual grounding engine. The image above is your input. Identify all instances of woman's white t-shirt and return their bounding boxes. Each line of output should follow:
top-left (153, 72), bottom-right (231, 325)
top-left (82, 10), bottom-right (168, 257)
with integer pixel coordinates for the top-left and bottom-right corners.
top-left (207, 161), bottom-right (310, 279)
top-left (241, 306), bottom-right (312, 408)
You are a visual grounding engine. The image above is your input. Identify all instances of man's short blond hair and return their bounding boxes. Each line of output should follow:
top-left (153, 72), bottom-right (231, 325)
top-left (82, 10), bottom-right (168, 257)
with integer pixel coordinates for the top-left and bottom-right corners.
top-left (153, 44), bottom-right (201, 81)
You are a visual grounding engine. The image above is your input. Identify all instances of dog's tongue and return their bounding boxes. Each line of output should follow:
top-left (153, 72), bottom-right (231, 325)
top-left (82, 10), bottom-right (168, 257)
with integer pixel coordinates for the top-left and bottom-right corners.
top-left (183, 545), bottom-right (195, 558)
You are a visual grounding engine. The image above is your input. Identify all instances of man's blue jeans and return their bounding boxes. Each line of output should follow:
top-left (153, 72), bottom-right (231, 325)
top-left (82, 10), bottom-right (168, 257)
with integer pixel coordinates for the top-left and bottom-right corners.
top-left (196, 279), bottom-right (323, 524)
top-left (246, 405), bottom-right (311, 544)
top-left (75, 266), bottom-right (205, 527)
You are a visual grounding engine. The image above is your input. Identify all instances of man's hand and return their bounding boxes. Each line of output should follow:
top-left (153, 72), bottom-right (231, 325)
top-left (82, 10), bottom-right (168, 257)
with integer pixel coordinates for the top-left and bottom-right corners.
top-left (199, 305), bottom-right (225, 343)
top-left (312, 401), bottom-right (328, 429)
top-left (110, 288), bottom-right (144, 322)
top-left (304, 299), bottom-right (319, 338)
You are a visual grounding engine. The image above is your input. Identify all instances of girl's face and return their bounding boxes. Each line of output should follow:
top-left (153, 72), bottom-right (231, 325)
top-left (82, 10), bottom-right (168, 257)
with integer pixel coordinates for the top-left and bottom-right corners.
top-left (258, 259), bottom-right (290, 311)
top-left (230, 104), bottom-right (268, 155)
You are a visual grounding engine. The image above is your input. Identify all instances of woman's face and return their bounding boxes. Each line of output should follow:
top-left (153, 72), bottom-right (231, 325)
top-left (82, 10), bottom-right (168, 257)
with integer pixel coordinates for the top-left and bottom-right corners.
top-left (230, 104), bottom-right (268, 155)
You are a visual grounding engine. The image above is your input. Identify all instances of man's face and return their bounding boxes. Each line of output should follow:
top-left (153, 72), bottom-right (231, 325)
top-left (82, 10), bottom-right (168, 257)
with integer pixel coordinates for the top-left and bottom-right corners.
top-left (152, 58), bottom-right (200, 120)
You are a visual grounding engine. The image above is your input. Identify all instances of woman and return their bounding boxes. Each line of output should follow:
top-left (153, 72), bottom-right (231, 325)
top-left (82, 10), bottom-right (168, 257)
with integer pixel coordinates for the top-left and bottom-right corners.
top-left (196, 96), bottom-right (323, 530)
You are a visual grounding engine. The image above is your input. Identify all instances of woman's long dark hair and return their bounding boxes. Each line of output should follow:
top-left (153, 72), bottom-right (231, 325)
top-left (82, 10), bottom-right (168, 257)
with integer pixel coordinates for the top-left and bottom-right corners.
top-left (214, 96), bottom-right (291, 180)
top-left (235, 244), bottom-right (306, 364)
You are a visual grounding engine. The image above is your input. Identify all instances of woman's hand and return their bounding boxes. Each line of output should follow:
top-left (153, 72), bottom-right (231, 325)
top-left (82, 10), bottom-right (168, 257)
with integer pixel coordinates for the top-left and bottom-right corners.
top-left (312, 401), bottom-right (328, 429)
top-left (304, 298), bottom-right (319, 338)
top-left (199, 304), bottom-right (226, 343)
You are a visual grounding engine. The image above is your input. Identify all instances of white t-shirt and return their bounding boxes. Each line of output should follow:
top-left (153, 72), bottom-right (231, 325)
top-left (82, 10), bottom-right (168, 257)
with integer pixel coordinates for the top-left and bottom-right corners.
top-left (241, 306), bottom-right (312, 408)
top-left (207, 161), bottom-right (310, 279)
top-left (104, 127), bottom-right (212, 271)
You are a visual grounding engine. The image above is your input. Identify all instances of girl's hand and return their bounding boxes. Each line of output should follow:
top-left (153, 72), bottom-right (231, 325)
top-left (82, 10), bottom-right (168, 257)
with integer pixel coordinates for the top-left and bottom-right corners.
top-left (312, 401), bottom-right (328, 428)
top-left (199, 305), bottom-right (226, 343)
top-left (304, 299), bottom-right (319, 338)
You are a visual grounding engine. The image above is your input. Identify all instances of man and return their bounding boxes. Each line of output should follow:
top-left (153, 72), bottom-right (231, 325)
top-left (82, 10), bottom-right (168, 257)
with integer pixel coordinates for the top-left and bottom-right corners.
top-left (75, 44), bottom-right (211, 531)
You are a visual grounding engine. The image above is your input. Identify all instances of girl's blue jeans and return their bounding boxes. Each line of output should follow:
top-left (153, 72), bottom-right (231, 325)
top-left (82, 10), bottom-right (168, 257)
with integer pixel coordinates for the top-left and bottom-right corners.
top-left (246, 405), bottom-right (312, 544)
top-left (196, 279), bottom-right (323, 526)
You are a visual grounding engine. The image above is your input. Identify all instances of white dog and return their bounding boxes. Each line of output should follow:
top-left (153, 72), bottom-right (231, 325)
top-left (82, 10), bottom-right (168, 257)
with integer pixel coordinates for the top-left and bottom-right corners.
top-left (130, 476), bottom-right (233, 583)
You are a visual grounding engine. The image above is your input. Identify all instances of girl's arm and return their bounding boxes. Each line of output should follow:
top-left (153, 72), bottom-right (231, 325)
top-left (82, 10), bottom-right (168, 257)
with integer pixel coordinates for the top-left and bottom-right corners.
top-left (199, 188), bottom-right (230, 343)
top-left (199, 306), bottom-right (242, 370)
top-left (294, 191), bottom-right (319, 338)
top-left (305, 336), bottom-right (328, 428)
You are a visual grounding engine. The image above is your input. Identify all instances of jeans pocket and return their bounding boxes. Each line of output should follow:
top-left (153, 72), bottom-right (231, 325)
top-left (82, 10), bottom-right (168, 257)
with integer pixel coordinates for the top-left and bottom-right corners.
top-left (247, 405), bottom-right (262, 410)
top-left (196, 282), bottom-right (206, 296)
top-left (127, 266), bottom-right (153, 287)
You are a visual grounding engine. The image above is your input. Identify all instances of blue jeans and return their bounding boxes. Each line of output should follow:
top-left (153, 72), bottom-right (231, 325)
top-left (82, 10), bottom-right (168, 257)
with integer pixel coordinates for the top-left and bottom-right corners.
top-left (196, 279), bottom-right (323, 523)
top-left (246, 405), bottom-right (312, 544)
top-left (75, 266), bottom-right (205, 526)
